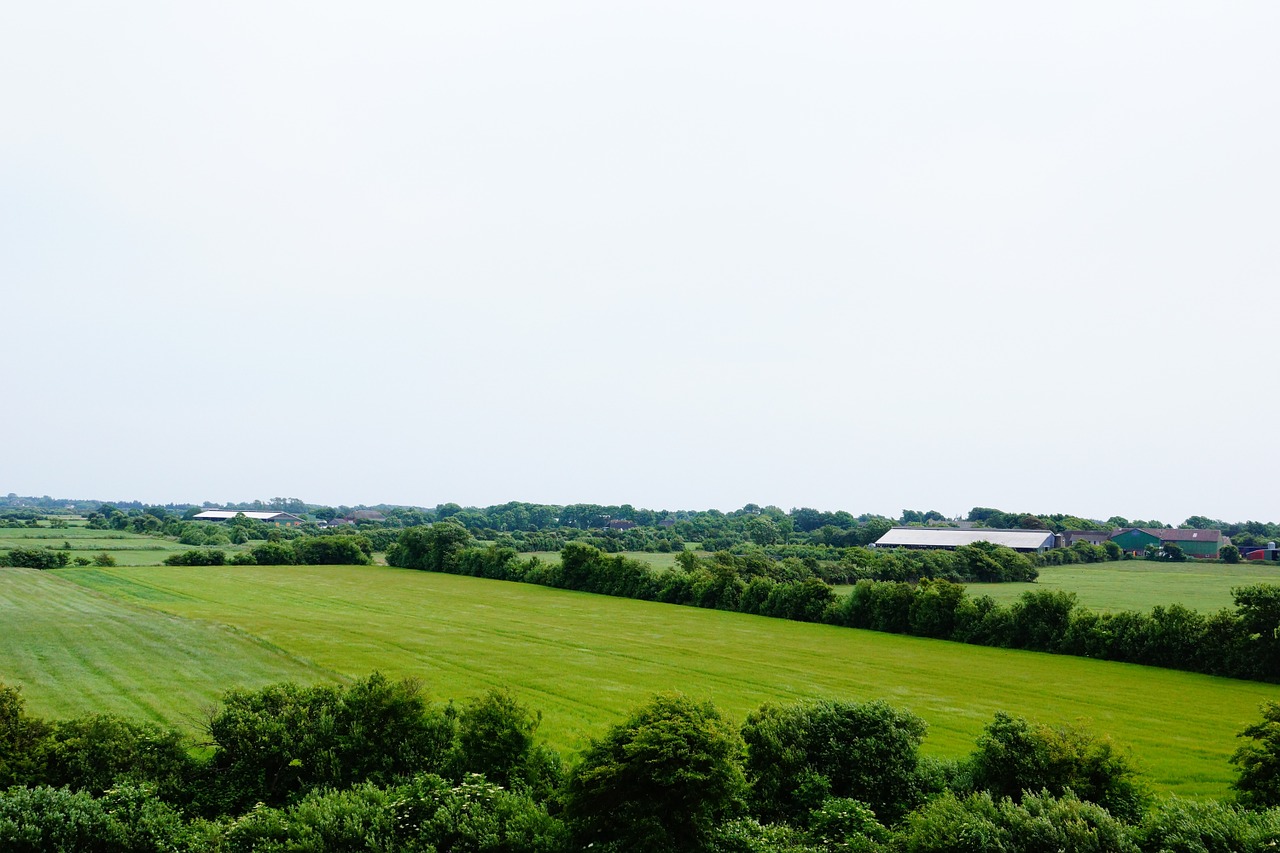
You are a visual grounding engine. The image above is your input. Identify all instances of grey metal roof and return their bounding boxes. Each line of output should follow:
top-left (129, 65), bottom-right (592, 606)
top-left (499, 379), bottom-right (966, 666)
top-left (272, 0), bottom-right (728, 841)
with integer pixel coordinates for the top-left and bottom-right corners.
top-left (874, 527), bottom-right (1055, 549)
top-left (193, 510), bottom-right (302, 521)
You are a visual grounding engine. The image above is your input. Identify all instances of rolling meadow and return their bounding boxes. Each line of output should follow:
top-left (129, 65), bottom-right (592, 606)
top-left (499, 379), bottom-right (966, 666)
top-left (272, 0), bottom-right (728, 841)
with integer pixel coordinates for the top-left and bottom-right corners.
top-left (3, 557), bottom-right (1279, 799)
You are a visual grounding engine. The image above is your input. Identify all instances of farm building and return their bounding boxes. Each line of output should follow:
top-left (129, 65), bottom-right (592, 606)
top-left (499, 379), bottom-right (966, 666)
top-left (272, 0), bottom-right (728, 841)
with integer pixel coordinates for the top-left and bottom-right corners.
top-left (1061, 530), bottom-right (1111, 546)
top-left (873, 527), bottom-right (1055, 553)
top-left (1109, 527), bottom-right (1226, 558)
top-left (193, 510), bottom-right (305, 525)
top-left (347, 510), bottom-right (386, 522)
top-left (1242, 543), bottom-right (1280, 561)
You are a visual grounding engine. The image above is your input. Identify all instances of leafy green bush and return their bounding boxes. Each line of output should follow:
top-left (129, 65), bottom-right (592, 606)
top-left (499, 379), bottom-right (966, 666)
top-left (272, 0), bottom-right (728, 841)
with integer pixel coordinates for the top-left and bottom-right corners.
top-left (1139, 796), bottom-right (1280, 852)
top-left (564, 693), bottom-right (747, 852)
top-left (967, 712), bottom-right (1148, 822)
top-left (897, 790), bottom-right (1137, 853)
top-left (1, 548), bottom-right (70, 569)
top-left (742, 700), bottom-right (927, 824)
top-left (204, 673), bottom-right (456, 812)
top-left (162, 549), bottom-right (226, 567)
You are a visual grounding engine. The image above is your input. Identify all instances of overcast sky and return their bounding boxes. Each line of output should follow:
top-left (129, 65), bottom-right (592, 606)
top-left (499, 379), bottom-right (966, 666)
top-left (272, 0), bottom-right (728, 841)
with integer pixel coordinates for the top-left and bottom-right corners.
top-left (3, 2), bottom-right (1277, 524)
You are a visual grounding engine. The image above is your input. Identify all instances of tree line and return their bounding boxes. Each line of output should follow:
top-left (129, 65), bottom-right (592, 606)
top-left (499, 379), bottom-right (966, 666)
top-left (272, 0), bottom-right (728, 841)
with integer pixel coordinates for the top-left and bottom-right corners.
top-left (386, 523), bottom-right (1280, 683)
top-left (3, 673), bottom-right (1280, 851)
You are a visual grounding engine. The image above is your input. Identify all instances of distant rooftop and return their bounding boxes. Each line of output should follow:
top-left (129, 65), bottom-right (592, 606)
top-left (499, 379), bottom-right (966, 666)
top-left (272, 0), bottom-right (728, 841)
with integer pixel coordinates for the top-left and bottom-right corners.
top-left (193, 510), bottom-right (304, 521)
top-left (875, 527), bottom-right (1055, 550)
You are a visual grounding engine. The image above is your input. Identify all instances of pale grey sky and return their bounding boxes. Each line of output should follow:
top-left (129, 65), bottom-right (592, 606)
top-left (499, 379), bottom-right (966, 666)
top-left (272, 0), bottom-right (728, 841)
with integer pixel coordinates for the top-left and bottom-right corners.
top-left (3, 2), bottom-right (1277, 523)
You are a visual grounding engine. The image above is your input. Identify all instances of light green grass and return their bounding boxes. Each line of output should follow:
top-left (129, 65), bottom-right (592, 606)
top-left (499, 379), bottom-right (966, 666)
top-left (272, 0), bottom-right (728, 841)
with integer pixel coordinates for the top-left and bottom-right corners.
top-left (965, 561), bottom-right (1280, 612)
top-left (3, 564), bottom-right (1271, 798)
top-left (0, 527), bottom-right (242, 566)
top-left (0, 567), bottom-right (328, 727)
top-left (830, 561), bottom-right (1280, 612)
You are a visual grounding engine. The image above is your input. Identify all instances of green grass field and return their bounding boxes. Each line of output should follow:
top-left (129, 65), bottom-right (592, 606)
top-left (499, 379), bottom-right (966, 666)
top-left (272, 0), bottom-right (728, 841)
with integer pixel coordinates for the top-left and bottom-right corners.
top-left (0, 526), bottom-right (225, 566)
top-left (965, 560), bottom-right (1280, 612)
top-left (3, 564), bottom-right (1278, 798)
top-left (829, 560), bottom-right (1280, 613)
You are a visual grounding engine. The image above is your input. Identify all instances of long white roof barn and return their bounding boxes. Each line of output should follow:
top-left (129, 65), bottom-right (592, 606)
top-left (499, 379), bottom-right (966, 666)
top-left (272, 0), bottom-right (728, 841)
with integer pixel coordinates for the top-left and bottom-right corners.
top-left (193, 510), bottom-right (304, 523)
top-left (874, 527), bottom-right (1054, 553)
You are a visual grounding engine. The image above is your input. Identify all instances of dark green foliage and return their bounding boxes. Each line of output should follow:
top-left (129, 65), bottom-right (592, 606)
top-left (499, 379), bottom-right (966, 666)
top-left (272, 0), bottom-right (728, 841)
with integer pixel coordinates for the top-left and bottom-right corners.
top-left (388, 521), bottom-right (472, 571)
top-left (162, 549), bottom-right (226, 566)
top-left (1231, 701), bottom-right (1280, 808)
top-left (33, 714), bottom-right (194, 802)
top-left (1009, 590), bottom-right (1078, 649)
top-left (1138, 796), bottom-right (1280, 852)
top-left (91, 553), bottom-right (116, 567)
top-left (0, 785), bottom-right (127, 853)
top-left (0, 782), bottom-right (189, 853)
top-left (292, 534), bottom-right (372, 565)
top-left (967, 712), bottom-right (1148, 822)
top-left (204, 673), bottom-right (456, 812)
top-left (1233, 585), bottom-right (1280, 680)
top-left (248, 541), bottom-right (295, 565)
top-left (907, 578), bottom-right (967, 638)
top-left (897, 790), bottom-right (1137, 853)
top-left (1, 547), bottom-right (71, 569)
top-left (0, 683), bottom-right (49, 789)
top-left (564, 692), bottom-right (747, 852)
top-left (394, 773), bottom-right (568, 852)
top-left (742, 700), bottom-right (927, 825)
top-left (218, 784), bottom-right (400, 852)
top-left (709, 818), bottom-right (819, 852)
top-left (806, 797), bottom-right (889, 851)
top-left (1222, 544), bottom-right (1243, 564)
top-left (456, 687), bottom-right (561, 795)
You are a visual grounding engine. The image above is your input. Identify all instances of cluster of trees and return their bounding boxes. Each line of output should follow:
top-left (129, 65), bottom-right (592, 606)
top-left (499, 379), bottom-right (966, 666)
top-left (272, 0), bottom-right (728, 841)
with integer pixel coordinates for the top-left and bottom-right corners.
top-left (4, 675), bottom-right (1280, 851)
top-left (163, 535), bottom-right (373, 567)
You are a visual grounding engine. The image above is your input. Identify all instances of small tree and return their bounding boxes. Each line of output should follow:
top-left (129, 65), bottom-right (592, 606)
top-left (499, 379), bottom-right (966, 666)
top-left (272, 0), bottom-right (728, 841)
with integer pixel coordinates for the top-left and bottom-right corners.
top-left (564, 693), bottom-right (746, 852)
top-left (968, 712), bottom-right (1148, 822)
top-left (92, 553), bottom-right (116, 567)
top-left (1231, 701), bottom-right (1280, 807)
top-left (1221, 544), bottom-right (1242, 564)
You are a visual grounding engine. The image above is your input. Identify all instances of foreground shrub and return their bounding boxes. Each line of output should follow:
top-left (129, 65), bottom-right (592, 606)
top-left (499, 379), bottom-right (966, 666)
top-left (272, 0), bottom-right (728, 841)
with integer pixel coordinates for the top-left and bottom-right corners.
top-left (1138, 796), bottom-right (1280, 852)
top-left (34, 714), bottom-right (194, 802)
top-left (1231, 700), bottom-right (1280, 808)
top-left (897, 790), bottom-right (1137, 853)
top-left (0, 783), bottom-right (188, 853)
top-left (564, 693), bottom-right (747, 852)
top-left (455, 687), bottom-right (562, 797)
top-left (743, 699), bottom-right (927, 824)
top-left (203, 672), bottom-right (455, 813)
top-left (220, 784), bottom-right (398, 853)
top-left (395, 773), bottom-right (567, 852)
top-left (709, 818), bottom-right (819, 852)
top-left (968, 711), bottom-right (1149, 822)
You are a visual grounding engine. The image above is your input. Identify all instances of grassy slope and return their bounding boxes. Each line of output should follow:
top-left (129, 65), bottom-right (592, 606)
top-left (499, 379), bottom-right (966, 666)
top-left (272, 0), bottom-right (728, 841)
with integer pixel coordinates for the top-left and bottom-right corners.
top-left (0, 568), bottom-right (327, 726)
top-left (9, 563), bottom-right (1274, 798)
